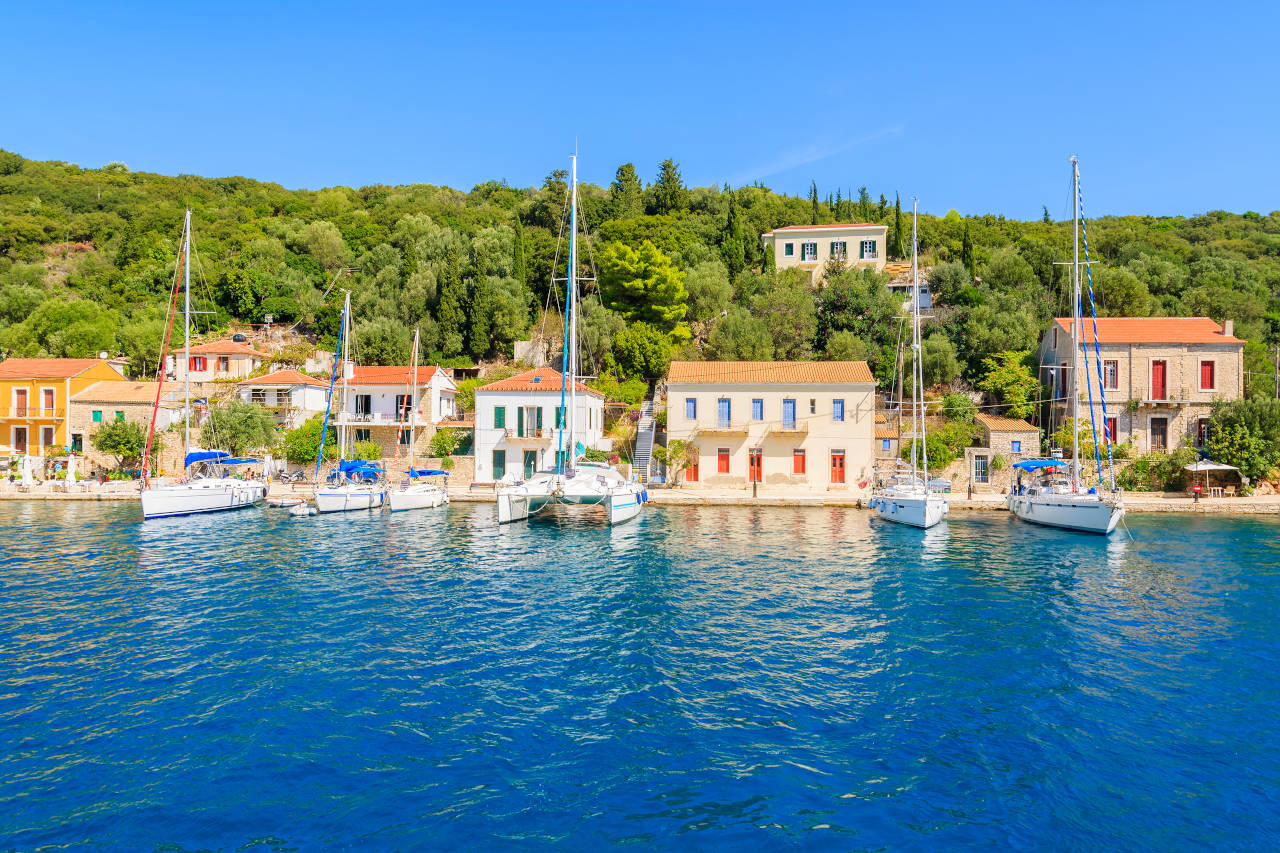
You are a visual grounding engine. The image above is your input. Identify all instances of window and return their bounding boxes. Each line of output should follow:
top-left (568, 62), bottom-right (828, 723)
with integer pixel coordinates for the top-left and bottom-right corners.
top-left (751, 398), bottom-right (763, 421)
top-left (974, 455), bottom-right (989, 484)
top-left (71, 433), bottom-right (83, 453)
top-left (809, 398), bottom-right (816, 414)
top-left (398, 428), bottom-right (411, 446)
top-left (1103, 359), bottom-right (1119, 390)
top-left (14, 389), bottom-right (27, 416)
top-left (354, 428), bottom-right (371, 443)
top-left (555, 406), bottom-right (566, 429)
top-left (782, 398), bottom-right (796, 429)
top-left (1197, 418), bottom-right (1211, 447)
top-left (92, 410), bottom-right (103, 423)
top-left (1151, 360), bottom-right (1168, 400)
top-left (189, 356), bottom-right (207, 371)
top-left (859, 239), bottom-right (878, 260)
top-left (395, 394), bottom-right (412, 419)
top-left (523, 450), bottom-right (538, 479)
top-left (685, 397), bottom-right (697, 420)
top-left (218, 356), bottom-right (230, 372)
top-left (42, 388), bottom-right (54, 411)
top-left (1107, 416), bottom-right (1118, 445)
top-left (717, 447), bottom-right (730, 474)
top-left (783, 242), bottom-right (794, 257)
top-left (829, 240), bottom-right (847, 260)
top-left (250, 389), bottom-right (269, 404)
top-left (494, 405), bottom-right (506, 429)
top-left (832, 399), bottom-right (845, 422)
top-left (1200, 360), bottom-right (1215, 391)
top-left (881, 438), bottom-right (891, 452)
top-left (1150, 417), bottom-right (1168, 451)
top-left (492, 449), bottom-right (506, 480)
top-left (1011, 440), bottom-right (1022, 454)
top-left (41, 427), bottom-right (55, 449)
top-left (355, 394), bottom-right (372, 416)
top-left (115, 411), bottom-right (125, 422)
top-left (801, 242), bottom-right (817, 261)
top-left (717, 397), bottom-right (731, 428)
top-left (13, 427), bottom-right (26, 453)
top-left (1053, 327), bottom-right (1059, 349)
top-left (830, 450), bottom-right (846, 484)
top-left (793, 449), bottom-right (806, 474)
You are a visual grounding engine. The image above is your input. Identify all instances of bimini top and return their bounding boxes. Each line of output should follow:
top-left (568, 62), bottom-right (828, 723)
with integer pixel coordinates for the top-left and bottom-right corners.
top-left (1013, 459), bottom-right (1067, 472)
top-left (409, 468), bottom-right (448, 477)
top-left (339, 459), bottom-right (385, 474)
top-left (185, 450), bottom-right (230, 467)
top-left (219, 457), bottom-right (261, 466)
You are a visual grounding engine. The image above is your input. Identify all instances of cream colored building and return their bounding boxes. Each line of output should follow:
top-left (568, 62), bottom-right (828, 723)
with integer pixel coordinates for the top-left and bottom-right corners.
top-left (172, 339), bottom-right (266, 383)
top-left (665, 361), bottom-right (876, 491)
top-left (761, 223), bottom-right (889, 284)
top-left (1037, 317), bottom-right (1244, 453)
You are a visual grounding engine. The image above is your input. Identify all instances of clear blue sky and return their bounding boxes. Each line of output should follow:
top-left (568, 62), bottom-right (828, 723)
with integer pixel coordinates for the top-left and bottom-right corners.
top-left (3, 1), bottom-right (1275, 218)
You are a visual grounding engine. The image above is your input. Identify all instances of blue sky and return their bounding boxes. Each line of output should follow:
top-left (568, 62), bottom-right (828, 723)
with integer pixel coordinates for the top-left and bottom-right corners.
top-left (2, 1), bottom-right (1275, 218)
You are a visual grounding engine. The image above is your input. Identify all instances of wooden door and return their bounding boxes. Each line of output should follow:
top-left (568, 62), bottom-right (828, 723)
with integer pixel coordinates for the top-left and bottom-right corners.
top-left (13, 427), bottom-right (27, 453)
top-left (748, 448), bottom-right (762, 482)
top-left (830, 450), bottom-right (845, 484)
top-left (1152, 360), bottom-right (1167, 400)
top-left (14, 389), bottom-right (27, 417)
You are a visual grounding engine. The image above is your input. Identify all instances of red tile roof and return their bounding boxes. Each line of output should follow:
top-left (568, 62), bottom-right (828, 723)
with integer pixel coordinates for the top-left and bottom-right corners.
top-left (0, 358), bottom-right (107, 379)
top-left (176, 339), bottom-right (266, 357)
top-left (667, 360), bottom-right (875, 385)
top-left (237, 369), bottom-right (329, 388)
top-left (346, 365), bottom-right (443, 385)
top-left (1051, 317), bottom-right (1243, 345)
top-left (874, 427), bottom-right (898, 439)
top-left (976, 413), bottom-right (1037, 433)
top-left (763, 223), bottom-right (885, 236)
top-left (477, 367), bottom-right (602, 397)
top-left (72, 381), bottom-right (175, 404)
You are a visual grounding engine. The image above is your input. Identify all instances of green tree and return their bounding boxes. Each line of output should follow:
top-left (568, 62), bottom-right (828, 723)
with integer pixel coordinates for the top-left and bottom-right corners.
top-left (815, 267), bottom-right (899, 355)
top-left (877, 193), bottom-right (888, 219)
top-left (722, 187), bottom-right (745, 278)
top-left (609, 163), bottom-right (643, 219)
top-left (890, 193), bottom-right (904, 258)
top-left (977, 350), bottom-right (1039, 419)
top-left (857, 186), bottom-right (872, 222)
top-left (926, 261), bottom-right (972, 305)
top-left (436, 241), bottom-right (466, 356)
top-left (1043, 205), bottom-right (1052, 224)
top-left (294, 221), bottom-right (349, 270)
top-left (920, 333), bottom-right (962, 388)
top-left (961, 219), bottom-right (975, 277)
top-left (351, 440), bottom-right (382, 461)
top-left (706, 307), bottom-right (773, 360)
top-left (281, 414), bottom-right (338, 465)
top-left (598, 240), bottom-right (689, 335)
top-left (613, 322), bottom-right (673, 379)
top-left (1207, 399), bottom-right (1280, 483)
top-left (684, 259), bottom-right (733, 323)
top-left (91, 420), bottom-right (148, 470)
top-left (653, 439), bottom-right (697, 485)
top-left (511, 214), bottom-right (527, 286)
top-left (942, 393), bottom-right (977, 422)
top-left (467, 276), bottom-right (492, 358)
top-left (355, 316), bottom-right (412, 365)
top-left (809, 180), bottom-right (820, 224)
top-left (753, 278), bottom-right (816, 360)
top-left (649, 158), bottom-right (688, 215)
top-left (201, 401), bottom-right (278, 455)
top-left (823, 329), bottom-right (870, 361)
top-left (981, 249), bottom-right (1037, 292)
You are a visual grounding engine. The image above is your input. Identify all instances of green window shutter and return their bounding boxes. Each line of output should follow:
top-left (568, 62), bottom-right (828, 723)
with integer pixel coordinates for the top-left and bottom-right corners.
top-left (536, 407), bottom-right (543, 431)
top-left (92, 410), bottom-right (102, 423)
top-left (517, 409), bottom-right (524, 437)
top-left (859, 241), bottom-right (865, 259)
top-left (494, 406), bottom-right (505, 429)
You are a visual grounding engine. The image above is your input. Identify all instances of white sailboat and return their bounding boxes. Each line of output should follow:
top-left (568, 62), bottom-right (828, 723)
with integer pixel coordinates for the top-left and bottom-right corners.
top-left (140, 210), bottom-right (268, 519)
top-left (869, 199), bottom-right (948, 529)
top-left (314, 290), bottom-right (386, 513)
top-left (1008, 157), bottom-right (1124, 536)
top-left (496, 153), bottom-right (646, 526)
top-left (387, 328), bottom-right (448, 511)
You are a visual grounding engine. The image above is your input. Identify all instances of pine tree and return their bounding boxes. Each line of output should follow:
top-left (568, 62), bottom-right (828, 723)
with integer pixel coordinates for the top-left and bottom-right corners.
top-left (962, 220), bottom-right (976, 277)
top-left (878, 194), bottom-right (888, 219)
top-left (809, 180), bottom-right (819, 224)
top-left (609, 163), bottom-right (643, 219)
top-left (723, 185), bottom-right (745, 278)
top-left (891, 193), bottom-right (904, 258)
top-left (650, 158), bottom-right (688, 215)
top-left (858, 186), bottom-right (872, 222)
top-left (512, 213), bottom-right (526, 286)
top-left (1042, 205), bottom-right (1052, 224)
top-left (834, 187), bottom-right (843, 221)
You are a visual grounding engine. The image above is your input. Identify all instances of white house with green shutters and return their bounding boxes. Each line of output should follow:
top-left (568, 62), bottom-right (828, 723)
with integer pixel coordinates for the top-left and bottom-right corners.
top-left (472, 367), bottom-right (607, 483)
top-left (761, 222), bottom-right (889, 285)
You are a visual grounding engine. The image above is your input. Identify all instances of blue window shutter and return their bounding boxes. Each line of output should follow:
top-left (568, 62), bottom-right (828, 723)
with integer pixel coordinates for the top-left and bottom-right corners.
top-left (752, 399), bottom-right (763, 420)
top-left (686, 398), bottom-right (696, 420)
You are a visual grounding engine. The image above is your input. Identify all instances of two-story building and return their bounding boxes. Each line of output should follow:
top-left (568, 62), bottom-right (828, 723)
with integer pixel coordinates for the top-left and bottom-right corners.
top-left (69, 381), bottom-right (184, 472)
top-left (665, 361), bottom-right (876, 491)
top-left (473, 368), bottom-right (606, 483)
top-left (0, 358), bottom-right (129, 457)
top-left (965, 413), bottom-right (1041, 490)
top-left (236, 369), bottom-right (329, 429)
top-left (173, 339), bottom-right (267, 383)
top-left (335, 364), bottom-right (458, 459)
top-left (1037, 317), bottom-right (1244, 453)
top-left (761, 223), bottom-right (890, 285)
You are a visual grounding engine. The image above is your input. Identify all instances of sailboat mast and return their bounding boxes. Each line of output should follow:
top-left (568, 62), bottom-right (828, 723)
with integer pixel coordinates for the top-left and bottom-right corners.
top-left (340, 289), bottom-right (351, 460)
top-left (567, 153), bottom-right (579, 463)
top-left (183, 209), bottom-right (192, 454)
top-left (408, 328), bottom-right (419, 472)
top-left (1071, 157), bottom-right (1082, 490)
top-left (912, 198), bottom-right (928, 482)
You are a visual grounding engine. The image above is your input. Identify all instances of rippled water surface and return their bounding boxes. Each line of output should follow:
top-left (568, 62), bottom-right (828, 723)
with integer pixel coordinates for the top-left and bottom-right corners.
top-left (2, 501), bottom-right (1279, 850)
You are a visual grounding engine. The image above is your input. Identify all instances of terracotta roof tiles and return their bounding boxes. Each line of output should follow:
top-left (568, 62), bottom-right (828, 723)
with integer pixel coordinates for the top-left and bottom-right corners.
top-left (667, 360), bottom-right (875, 385)
top-left (346, 365), bottom-right (443, 385)
top-left (236, 369), bottom-right (329, 388)
top-left (477, 367), bottom-right (601, 397)
top-left (762, 223), bottom-right (886, 236)
top-left (0, 358), bottom-right (108, 379)
top-left (176, 339), bottom-right (266, 357)
top-left (72, 381), bottom-right (177, 405)
top-left (976, 413), bottom-right (1038, 432)
top-left (1051, 317), bottom-right (1243, 345)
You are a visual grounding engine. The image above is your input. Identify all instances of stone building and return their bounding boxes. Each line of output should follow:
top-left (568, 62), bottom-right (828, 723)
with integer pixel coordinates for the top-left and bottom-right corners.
top-left (965, 413), bottom-right (1041, 490)
top-left (68, 381), bottom-right (184, 475)
top-left (1036, 317), bottom-right (1244, 453)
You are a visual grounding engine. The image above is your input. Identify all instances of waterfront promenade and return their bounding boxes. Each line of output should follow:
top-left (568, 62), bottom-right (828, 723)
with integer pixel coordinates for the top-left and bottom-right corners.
top-left (4, 480), bottom-right (1280, 515)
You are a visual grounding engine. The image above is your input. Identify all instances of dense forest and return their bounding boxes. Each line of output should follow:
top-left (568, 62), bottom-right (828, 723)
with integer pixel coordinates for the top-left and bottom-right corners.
top-left (2, 147), bottom-right (1279, 400)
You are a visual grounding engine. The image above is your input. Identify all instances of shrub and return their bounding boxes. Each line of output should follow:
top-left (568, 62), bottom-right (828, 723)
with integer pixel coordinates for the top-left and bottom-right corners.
top-left (351, 440), bottom-right (382, 461)
top-left (1115, 447), bottom-right (1197, 492)
top-left (428, 427), bottom-right (465, 458)
top-left (941, 393), bottom-right (976, 422)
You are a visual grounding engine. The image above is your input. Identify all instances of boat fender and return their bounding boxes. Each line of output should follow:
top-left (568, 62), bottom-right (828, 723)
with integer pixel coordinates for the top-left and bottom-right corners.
top-left (868, 497), bottom-right (878, 509)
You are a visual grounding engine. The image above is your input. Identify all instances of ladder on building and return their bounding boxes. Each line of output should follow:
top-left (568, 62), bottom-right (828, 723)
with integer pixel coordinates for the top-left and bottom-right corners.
top-left (632, 399), bottom-right (655, 484)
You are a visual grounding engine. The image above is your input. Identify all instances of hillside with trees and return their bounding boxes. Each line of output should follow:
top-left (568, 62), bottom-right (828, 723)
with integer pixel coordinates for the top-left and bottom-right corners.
top-left (2, 148), bottom-right (1279, 401)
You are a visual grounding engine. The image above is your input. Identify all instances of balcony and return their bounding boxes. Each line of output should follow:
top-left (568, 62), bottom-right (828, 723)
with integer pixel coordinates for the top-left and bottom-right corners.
top-left (0, 407), bottom-right (66, 420)
top-left (695, 420), bottom-right (750, 436)
top-left (503, 427), bottom-right (553, 443)
top-left (766, 421), bottom-right (809, 437)
top-left (337, 411), bottom-right (431, 426)
top-left (1139, 388), bottom-right (1193, 408)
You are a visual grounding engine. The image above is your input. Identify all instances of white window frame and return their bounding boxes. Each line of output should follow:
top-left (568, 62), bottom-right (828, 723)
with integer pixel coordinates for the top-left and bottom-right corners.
top-left (800, 242), bottom-right (818, 261)
top-left (751, 398), bottom-right (763, 421)
top-left (783, 242), bottom-right (795, 257)
top-left (832, 398), bottom-right (845, 422)
top-left (860, 239), bottom-right (878, 260)
top-left (829, 240), bottom-right (847, 260)
top-left (1199, 359), bottom-right (1216, 392)
top-left (1103, 359), bottom-right (1119, 391)
top-left (39, 385), bottom-right (56, 413)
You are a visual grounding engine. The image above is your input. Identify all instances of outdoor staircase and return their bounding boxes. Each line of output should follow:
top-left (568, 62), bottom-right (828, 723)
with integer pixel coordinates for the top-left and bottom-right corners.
top-left (633, 400), bottom-right (656, 484)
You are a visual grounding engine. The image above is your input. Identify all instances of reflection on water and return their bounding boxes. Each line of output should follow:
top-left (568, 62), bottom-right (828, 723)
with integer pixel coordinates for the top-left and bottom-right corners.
top-left (1, 501), bottom-right (1278, 850)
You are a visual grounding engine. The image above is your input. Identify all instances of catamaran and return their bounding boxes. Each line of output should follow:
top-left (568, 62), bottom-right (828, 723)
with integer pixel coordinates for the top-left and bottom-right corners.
top-left (313, 290), bottom-right (386, 513)
top-left (387, 327), bottom-right (448, 511)
top-left (1007, 157), bottom-right (1124, 535)
top-left (140, 210), bottom-right (268, 518)
top-left (869, 199), bottom-right (948, 529)
top-left (495, 153), bottom-right (646, 526)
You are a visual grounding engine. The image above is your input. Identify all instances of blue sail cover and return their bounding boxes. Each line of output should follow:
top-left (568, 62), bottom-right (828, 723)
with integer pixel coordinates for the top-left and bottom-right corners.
top-left (219, 457), bottom-right (261, 466)
top-left (339, 459), bottom-right (385, 474)
top-left (409, 468), bottom-right (448, 477)
top-left (185, 450), bottom-right (230, 467)
top-left (1013, 459), bottom-right (1065, 472)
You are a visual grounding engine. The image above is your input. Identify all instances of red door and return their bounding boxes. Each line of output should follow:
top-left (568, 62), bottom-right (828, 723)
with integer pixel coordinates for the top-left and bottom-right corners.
top-left (748, 448), bottom-right (762, 482)
top-left (830, 450), bottom-right (846, 484)
top-left (1152, 360), bottom-right (1167, 400)
top-left (686, 459), bottom-right (698, 482)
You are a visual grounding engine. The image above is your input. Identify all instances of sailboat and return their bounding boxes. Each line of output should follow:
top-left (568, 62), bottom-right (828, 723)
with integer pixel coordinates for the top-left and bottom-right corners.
top-left (495, 153), bottom-right (646, 526)
top-left (313, 290), bottom-right (386, 513)
top-left (868, 199), bottom-right (948, 529)
top-left (140, 210), bottom-right (268, 519)
top-left (1007, 157), bottom-right (1124, 535)
top-left (387, 327), bottom-right (448, 511)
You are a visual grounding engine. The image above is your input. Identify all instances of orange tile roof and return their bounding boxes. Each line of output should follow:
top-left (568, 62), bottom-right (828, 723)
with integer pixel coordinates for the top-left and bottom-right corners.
top-left (176, 339), bottom-right (266, 357)
top-left (874, 428), bottom-right (899, 439)
top-left (237, 369), bottom-right (329, 388)
top-left (763, 223), bottom-right (886, 236)
top-left (1051, 317), bottom-right (1243, 345)
top-left (667, 360), bottom-right (875, 385)
top-left (346, 365), bottom-right (443, 385)
top-left (72, 381), bottom-right (177, 405)
top-left (477, 367), bottom-right (602, 397)
top-left (0, 358), bottom-right (106, 379)
top-left (976, 413), bottom-right (1038, 432)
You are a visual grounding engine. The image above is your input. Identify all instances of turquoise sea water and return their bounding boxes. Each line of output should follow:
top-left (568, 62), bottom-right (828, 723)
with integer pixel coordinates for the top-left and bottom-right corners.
top-left (2, 501), bottom-right (1278, 850)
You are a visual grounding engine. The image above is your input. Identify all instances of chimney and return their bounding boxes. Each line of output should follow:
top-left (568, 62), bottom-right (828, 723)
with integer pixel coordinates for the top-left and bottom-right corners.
top-left (343, 360), bottom-right (354, 380)
top-left (1223, 320), bottom-right (1234, 338)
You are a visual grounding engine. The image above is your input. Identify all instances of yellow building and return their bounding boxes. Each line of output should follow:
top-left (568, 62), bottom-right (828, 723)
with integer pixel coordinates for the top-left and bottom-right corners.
top-left (0, 358), bottom-right (129, 456)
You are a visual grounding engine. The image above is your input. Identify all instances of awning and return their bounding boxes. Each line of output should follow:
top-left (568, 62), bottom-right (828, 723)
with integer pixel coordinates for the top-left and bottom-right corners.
top-left (1184, 460), bottom-right (1240, 472)
top-left (1014, 459), bottom-right (1066, 472)
top-left (409, 468), bottom-right (448, 477)
top-left (185, 450), bottom-right (230, 467)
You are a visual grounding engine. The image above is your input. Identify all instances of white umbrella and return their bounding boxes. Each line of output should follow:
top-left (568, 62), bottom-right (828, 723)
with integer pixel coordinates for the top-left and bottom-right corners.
top-left (1184, 460), bottom-right (1239, 472)
top-left (64, 454), bottom-right (78, 490)
top-left (19, 454), bottom-right (35, 488)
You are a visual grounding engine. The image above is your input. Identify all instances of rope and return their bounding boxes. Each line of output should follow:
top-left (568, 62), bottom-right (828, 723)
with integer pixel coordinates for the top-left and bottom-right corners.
top-left (1077, 175), bottom-right (1117, 491)
top-left (314, 296), bottom-right (346, 484)
top-left (141, 227), bottom-right (186, 484)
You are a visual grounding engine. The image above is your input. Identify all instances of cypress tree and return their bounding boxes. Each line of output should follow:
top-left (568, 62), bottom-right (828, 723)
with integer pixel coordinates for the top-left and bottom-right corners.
top-left (891, 193), bottom-right (904, 258)
top-left (723, 186), bottom-right (745, 278)
top-left (834, 187), bottom-right (843, 221)
top-left (962, 219), bottom-right (976, 277)
top-left (810, 180), bottom-right (819, 224)
top-left (609, 163), bottom-right (643, 219)
top-left (1042, 205), bottom-right (1052, 224)
top-left (436, 242), bottom-right (466, 356)
top-left (877, 193), bottom-right (888, 219)
top-left (858, 186), bottom-right (872, 222)
top-left (467, 277), bottom-right (491, 358)
top-left (512, 213), bottom-right (526, 286)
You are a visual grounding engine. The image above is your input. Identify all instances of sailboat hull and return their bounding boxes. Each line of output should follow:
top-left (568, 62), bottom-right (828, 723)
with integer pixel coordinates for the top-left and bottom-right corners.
top-left (387, 484), bottom-right (447, 512)
top-left (870, 492), bottom-right (948, 528)
top-left (315, 485), bottom-right (385, 513)
top-left (1007, 493), bottom-right (1124, 535)
top-left (141, 479), bottom-right (268, 519)
top-left (496, 477), bottom-right (644, 526)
